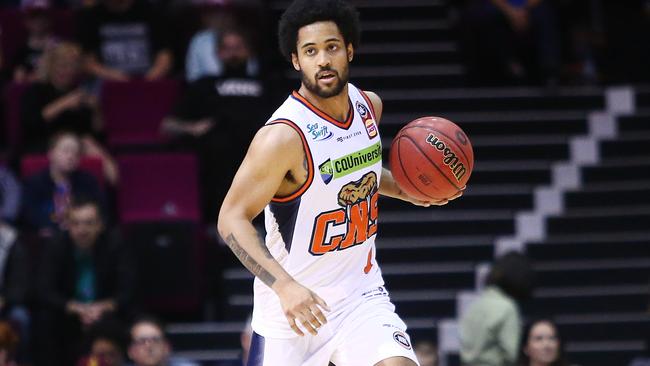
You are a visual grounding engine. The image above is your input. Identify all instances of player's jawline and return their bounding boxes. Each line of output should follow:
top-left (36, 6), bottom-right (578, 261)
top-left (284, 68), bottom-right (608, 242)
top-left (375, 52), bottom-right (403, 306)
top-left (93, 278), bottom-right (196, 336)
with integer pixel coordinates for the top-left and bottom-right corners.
top-left (225, 233), bottom-right (277, 287)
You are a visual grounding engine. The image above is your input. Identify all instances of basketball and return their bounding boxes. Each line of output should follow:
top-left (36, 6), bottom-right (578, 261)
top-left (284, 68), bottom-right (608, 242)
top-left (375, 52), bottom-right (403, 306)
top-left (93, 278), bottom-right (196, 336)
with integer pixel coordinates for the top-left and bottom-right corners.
top-left (389, 116), bottom-right (474, 201)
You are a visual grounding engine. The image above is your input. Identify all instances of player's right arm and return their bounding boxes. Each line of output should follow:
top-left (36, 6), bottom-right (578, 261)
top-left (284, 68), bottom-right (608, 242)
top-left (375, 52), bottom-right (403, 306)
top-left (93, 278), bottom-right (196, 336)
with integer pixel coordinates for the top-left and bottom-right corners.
top-left (217, 124), bottom-right (329, 336)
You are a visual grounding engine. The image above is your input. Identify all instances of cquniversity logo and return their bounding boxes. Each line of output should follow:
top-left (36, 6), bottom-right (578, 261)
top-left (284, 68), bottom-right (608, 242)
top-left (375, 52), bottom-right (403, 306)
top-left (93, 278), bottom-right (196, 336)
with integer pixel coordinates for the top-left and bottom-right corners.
top-left (319, 159), bottom-right (334, 184)
top-left (307, 123), bottom-right (333, 141)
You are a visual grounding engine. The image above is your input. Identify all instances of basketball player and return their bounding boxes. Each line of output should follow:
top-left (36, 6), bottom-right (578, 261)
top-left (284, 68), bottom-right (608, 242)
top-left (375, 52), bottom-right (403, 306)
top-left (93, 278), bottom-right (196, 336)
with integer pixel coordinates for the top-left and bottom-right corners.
top-left (217, 1), bottom-right (462, 365)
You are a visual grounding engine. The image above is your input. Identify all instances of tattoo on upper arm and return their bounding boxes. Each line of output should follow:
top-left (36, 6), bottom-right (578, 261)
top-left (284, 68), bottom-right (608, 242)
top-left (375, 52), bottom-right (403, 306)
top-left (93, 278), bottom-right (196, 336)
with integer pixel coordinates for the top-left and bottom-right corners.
top-left (225, 233), bottom-right (276, 287)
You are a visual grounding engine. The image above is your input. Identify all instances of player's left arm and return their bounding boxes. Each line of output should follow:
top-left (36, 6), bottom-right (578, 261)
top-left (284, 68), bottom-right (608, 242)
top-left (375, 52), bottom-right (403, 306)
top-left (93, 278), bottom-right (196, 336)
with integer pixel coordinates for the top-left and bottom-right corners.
top-left (364, 90), bottom-right (460, 206)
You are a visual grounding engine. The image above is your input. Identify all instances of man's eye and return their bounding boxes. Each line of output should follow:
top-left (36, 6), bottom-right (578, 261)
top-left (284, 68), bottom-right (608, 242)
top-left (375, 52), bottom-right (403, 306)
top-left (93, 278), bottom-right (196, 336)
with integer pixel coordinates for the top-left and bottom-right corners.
top-left (306, 48), bottom-right (316, 55)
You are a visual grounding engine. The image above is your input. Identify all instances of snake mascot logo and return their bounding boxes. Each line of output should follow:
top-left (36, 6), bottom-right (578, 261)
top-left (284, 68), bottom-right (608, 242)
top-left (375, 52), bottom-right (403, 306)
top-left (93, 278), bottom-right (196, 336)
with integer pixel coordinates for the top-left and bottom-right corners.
top-left (309, 171), bottom-right (379, 255)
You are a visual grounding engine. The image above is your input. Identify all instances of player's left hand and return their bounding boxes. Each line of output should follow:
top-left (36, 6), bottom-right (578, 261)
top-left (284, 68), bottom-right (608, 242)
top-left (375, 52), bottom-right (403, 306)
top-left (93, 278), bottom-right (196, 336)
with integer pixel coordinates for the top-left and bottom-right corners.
top-left (400, 186), bottom-right (465, 207)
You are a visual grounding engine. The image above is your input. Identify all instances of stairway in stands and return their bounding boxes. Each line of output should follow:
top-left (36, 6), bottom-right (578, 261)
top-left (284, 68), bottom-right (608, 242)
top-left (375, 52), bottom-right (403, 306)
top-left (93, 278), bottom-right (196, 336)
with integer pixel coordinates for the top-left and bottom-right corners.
top-left (523, 87), bottom-right (650, 365)
top-left (167, 1), bottom-right (649, 365)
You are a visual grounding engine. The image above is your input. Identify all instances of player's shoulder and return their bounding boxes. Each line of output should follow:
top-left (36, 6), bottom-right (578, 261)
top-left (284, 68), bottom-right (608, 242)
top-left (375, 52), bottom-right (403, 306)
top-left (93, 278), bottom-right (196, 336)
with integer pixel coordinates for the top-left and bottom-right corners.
top-left (251, 120), bottom-right (303, 157)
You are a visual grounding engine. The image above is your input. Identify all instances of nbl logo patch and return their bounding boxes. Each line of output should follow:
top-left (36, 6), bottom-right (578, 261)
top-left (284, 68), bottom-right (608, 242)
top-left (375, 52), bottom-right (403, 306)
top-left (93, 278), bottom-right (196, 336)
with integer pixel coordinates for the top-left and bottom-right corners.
top-left (393, 331), bottom-right (412, 350)
top-left (356, 101), bottom-right (378, 139)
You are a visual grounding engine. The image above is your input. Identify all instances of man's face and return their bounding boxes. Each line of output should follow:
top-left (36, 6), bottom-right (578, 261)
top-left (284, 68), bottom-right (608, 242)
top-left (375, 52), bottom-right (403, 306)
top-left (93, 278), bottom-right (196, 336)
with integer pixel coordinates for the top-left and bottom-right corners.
top-left (292, 21), bottom-right (352, 98)
top-left (68, 204), bottom-right (103, 250)
top-left (92, 338), bottom-right (124, 366)
top-left (48, 135), bottom-right (81, 174)
top-left (218, 32), bottom-right (250, 70)
top-left (128, 323), bottom-right (170, 366)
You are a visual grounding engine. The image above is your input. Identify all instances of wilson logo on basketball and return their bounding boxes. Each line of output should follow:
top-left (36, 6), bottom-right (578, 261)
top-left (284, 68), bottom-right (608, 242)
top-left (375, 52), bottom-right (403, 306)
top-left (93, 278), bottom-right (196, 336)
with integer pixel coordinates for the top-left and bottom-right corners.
top-left (425, 133), bottom-right (467, 182)
top-left (309, 171), bottom-right (378, 256)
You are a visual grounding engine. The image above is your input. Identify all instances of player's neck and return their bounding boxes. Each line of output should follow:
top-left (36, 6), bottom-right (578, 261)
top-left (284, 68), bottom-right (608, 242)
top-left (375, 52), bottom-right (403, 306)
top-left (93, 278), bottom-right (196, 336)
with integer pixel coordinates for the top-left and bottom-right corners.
top-left (298, 84), bottom-right (350, 122)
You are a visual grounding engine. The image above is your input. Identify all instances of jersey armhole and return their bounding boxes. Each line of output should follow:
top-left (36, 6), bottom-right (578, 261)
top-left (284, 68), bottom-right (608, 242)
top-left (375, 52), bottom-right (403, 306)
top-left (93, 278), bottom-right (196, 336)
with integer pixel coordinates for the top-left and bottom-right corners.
top-left (267, 119), bottom-right (314, 203)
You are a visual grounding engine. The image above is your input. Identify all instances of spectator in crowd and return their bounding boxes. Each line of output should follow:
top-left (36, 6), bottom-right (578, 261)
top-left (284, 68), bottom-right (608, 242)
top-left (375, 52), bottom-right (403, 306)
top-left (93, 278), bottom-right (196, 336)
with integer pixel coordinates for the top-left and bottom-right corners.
top-left (22, 132), bottom-right (106, 237)
top-left (20, 43), bottom-right (119, 184)
top-left (459, 251), bottom-right (535, 366)
top-left (185, 2), bottom-right (259, 82)
top-left (12, 0), bottom-right (58, 83)
top-left (0, 234), bottom-right (31, 364)
top-left (0, 321), bottom-right (18, 366)
top-left (0, 167), bottom-right (21, 226)
top-left (0, 167), bottom-right (31, 364)
top-left (34, 196), bottom-right (135, 366)
top-left (79, 319), bottom-right (128, 366)
top-left (457, 0), bottom-right (561, 86)
top-left (414, 340), bottom-right (438, 366)
top-left (76, 0), bottom-right (173, 81)
top-left (162, 27), bottom-right (268, 223)
top-left (127, 316), bottom-right (197, 366)
top-left (518, 319), bottom-right (573, 366)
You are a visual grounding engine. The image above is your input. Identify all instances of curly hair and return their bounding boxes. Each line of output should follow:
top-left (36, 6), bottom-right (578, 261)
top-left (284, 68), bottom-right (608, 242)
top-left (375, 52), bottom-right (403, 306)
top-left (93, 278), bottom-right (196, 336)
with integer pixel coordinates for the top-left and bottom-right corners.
top-left (278, 0), bottom-right (360, 62)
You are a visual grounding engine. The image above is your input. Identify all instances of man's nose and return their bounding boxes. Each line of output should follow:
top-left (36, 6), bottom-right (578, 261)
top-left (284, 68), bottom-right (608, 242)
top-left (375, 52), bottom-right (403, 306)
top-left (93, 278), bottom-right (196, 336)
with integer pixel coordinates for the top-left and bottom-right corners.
top-left (317, 52), bottom-right (331, 68)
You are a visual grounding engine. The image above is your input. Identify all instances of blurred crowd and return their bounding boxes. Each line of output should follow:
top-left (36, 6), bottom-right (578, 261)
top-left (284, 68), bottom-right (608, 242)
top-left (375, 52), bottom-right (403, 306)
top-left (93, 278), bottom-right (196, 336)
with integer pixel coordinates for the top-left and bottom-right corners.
top-left (0, 0), bottom-right (277, 364)
top-left (0, 0), bottom-right (648, 365)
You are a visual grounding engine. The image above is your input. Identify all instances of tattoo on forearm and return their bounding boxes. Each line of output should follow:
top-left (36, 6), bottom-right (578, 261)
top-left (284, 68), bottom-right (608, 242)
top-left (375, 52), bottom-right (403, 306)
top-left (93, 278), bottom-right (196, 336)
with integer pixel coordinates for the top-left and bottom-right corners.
top-left (225, 233), bottom-right (276, 287)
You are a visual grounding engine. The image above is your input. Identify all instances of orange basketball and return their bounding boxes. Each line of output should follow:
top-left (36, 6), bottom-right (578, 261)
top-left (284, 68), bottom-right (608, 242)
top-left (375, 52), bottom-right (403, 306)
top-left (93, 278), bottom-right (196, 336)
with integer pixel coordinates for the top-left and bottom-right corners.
top-left (389, 116), bottom-right (474, 201)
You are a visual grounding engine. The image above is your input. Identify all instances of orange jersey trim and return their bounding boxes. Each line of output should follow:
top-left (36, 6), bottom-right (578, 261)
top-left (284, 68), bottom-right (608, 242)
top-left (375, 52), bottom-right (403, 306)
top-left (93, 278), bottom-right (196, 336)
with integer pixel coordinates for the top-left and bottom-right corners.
top-left (291, 91), bottom-right (354, 130)
top-left (359, 90), bottom-right (378, 122)
top-left (268, 119), bottom-right (314, 203)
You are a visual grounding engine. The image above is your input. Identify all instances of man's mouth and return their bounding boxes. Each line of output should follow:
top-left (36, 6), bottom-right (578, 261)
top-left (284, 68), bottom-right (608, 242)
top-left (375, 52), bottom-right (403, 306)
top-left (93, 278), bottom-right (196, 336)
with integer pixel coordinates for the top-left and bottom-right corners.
top-left (317, 71), bottom-right (337, 80)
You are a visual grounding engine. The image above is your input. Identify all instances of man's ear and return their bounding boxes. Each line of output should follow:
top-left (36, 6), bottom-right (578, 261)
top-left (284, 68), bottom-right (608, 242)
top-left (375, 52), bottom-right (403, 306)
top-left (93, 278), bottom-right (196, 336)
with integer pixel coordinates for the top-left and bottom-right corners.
top-left (291, 53), bottom-right (301, 71)
top-left (347, 43), bottom-right (354, 63)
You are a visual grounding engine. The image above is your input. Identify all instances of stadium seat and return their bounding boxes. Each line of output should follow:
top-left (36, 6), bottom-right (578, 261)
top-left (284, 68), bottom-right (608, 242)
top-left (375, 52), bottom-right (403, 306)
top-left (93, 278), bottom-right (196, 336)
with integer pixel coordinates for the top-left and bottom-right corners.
top-left (116, 153), bottom-right (200, 223)
top-left (101, 79), bottom-right (180, 148)
top-left (20, 154), bottom-right (105, 187)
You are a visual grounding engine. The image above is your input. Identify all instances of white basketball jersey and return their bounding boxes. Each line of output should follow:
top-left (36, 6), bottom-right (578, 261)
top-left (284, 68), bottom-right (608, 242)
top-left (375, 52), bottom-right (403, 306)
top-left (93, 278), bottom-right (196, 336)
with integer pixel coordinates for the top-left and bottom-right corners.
top-left (252, 83), bottom-right (386, 338)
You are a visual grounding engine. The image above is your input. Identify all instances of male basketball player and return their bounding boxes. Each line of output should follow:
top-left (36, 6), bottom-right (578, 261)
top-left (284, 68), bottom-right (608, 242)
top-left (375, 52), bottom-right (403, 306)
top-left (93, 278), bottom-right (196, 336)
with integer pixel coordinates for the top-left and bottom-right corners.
top-left (218, 1), bottom-right (462, 365)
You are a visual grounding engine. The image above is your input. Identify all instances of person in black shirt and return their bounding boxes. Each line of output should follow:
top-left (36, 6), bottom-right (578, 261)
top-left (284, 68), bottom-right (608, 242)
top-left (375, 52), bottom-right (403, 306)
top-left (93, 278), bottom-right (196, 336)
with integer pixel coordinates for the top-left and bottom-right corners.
top-left (162, 28), bottom-right (269, 223)
top-left (76, 0), bottom-right (173, 81)
top-left (21, 43), bottom-right (120, 185)
top-left (21, 43), bottom-right (96, 151)
top-left (34, 196), bottom-right (135, 366)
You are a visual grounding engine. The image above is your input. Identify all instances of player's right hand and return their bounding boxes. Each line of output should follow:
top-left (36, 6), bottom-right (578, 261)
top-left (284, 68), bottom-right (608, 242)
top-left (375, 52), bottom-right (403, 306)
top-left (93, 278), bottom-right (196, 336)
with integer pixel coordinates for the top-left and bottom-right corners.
top-left (275, 279), bottom-right (331, 336)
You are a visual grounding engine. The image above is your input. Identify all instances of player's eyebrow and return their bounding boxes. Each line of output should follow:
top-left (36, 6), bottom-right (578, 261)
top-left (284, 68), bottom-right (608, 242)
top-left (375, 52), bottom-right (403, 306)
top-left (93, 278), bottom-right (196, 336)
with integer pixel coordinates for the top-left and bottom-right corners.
top-left (300, 38), bottom-right (343, 49)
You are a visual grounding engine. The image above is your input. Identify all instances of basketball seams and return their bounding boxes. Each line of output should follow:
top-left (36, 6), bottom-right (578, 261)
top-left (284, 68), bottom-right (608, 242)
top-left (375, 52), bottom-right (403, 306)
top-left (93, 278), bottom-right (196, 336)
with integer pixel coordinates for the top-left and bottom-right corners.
top-left (395, 136), bottom-right (436, 200)
top-left (400, 134), bottom-right (462, 191)
top-left (400, 125), bottom-right (473, 172)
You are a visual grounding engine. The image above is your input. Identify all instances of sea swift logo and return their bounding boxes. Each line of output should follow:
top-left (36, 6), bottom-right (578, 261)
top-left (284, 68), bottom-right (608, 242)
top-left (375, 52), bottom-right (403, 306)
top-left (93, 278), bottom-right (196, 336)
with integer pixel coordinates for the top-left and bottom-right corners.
top-left (317, 142), bottom-right (382, 184)
top-left (356, 101), bottom-right (377, 139)
top-left (307, 123), bottom-right (333, 141)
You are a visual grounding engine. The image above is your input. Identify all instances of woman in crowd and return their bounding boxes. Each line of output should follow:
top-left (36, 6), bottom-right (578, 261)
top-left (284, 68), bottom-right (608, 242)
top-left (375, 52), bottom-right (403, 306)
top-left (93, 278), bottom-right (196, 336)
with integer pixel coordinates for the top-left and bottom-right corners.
top-left (518, 319), bottom-right (574, 366)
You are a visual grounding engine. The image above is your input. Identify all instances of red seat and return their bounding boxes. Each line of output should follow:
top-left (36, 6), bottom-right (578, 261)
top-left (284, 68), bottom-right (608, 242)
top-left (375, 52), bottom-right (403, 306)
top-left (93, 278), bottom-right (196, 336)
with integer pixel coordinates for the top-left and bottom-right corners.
top-left (21, 154), bottom-right (105, 187)
top-left (101, 79), bottom-right (180, 148)
top-left (117, 153), bottom-right (200, 223)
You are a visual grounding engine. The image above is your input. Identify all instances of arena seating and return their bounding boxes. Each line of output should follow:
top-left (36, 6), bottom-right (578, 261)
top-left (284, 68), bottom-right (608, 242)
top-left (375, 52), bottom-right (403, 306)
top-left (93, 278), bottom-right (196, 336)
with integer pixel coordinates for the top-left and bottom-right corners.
top-left (166, 2), bottom-right (649, 365)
